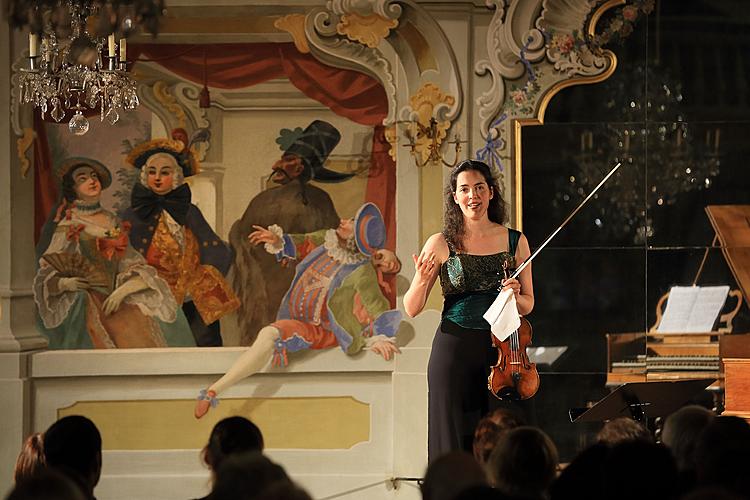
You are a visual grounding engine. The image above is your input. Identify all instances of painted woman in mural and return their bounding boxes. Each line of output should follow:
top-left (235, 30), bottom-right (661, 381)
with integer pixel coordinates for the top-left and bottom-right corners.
top-left (228, 120), bottom-right (355, 346)
top-left (195, 202), bottom-right (401, 419)
top-left (33, 158), bottom-right (196, 349)
top-left (121, 139), bottom-right (240, 347)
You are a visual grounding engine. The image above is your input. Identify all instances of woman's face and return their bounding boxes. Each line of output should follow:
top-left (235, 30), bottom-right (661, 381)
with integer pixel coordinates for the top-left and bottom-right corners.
top-left (72, 166), bottom-right (102, 202)
top-left (145, 156), bottom-right (176, 195)
top-left (453, 169), bottom-right (493, 220)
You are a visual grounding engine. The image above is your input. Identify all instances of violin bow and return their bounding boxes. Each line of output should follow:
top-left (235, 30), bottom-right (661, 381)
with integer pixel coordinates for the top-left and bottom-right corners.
top-left (507, 161), bottom-right (622, 281)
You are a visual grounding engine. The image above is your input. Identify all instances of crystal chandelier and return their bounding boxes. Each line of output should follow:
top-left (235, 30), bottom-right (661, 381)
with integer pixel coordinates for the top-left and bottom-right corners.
top-left (554, 66), bottom-right (721, 244)
top-left (10, 1), bottom-right (165, 135)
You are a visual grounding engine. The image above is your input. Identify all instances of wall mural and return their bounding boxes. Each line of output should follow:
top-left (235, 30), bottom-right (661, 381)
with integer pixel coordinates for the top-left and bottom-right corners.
top-left (29, 39), bottom-right (400, 354)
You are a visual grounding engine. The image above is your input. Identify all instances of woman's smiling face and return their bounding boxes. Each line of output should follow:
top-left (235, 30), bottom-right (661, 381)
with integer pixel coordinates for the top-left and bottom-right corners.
top-left (453, 169), bottom-right (493, 220)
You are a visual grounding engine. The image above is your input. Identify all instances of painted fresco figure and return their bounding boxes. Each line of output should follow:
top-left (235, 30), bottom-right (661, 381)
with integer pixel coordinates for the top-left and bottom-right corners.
top-left (195, 202), bottom-right (402, 418)
top-left (33, 158), bottom-right (196, 349)
top-left (122, 139), bottom-right (240, 347)
top-left (228, 120), bottom-right (355, 346)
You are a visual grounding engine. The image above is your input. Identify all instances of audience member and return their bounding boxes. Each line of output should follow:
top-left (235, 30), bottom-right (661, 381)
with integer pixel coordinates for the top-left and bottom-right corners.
top-left (603, 440), bottom-right (678, 500)
top-left (43, 415), bottom-right (101, 500)
top-left (196, 416), bottom-right (265, 500)
top-left (452, 485), bottom-right (508, 500)
top-left (487, 426), bottom-right (558, 500)
top-left (693, 415), bottom-right (750, 498)
top-left (13, 433), bottom-right (45, 484)
top-left (681, 486), bottom-right (745, 500)
top-left (660, 404), bottom-right (714, 495)
top-left (5, 468), bottom-right (86, 500)
top-left (472, 408), bottom-right (524, 466)
top-left (549, 442), bottom-right (607, 500)
top-left (253, 481), bottom-right (313, 500)
top-left (209, 451), bottom-right (293, 500)
top-left (421, 451), bottom-right (488, 500)
top-left (596, 417), bottom-right (652, 445)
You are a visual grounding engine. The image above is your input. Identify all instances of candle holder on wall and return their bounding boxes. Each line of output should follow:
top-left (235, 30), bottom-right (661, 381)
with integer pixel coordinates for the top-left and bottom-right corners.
top-left (401, 117), bottom-right (466, 168)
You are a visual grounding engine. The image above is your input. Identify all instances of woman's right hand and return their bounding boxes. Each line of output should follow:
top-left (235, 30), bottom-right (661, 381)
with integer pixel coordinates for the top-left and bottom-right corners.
top-left (248, 225), bottom-right (281, 246)
top-left (56, 277), bottom-right (90, 294)
top-left (412, 251), bottom-right (439, 285)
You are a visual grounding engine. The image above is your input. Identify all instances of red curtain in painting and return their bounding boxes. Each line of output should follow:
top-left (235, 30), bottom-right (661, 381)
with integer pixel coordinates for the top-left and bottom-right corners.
top-left (33, 42), bottom-right (397, 301)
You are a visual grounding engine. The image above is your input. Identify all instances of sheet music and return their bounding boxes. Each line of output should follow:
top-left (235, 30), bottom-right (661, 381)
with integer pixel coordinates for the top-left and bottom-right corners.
top-left (657, 285), bottom-right (730, 333)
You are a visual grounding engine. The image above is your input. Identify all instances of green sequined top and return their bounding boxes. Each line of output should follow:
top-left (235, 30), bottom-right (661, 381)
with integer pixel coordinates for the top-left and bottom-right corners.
top-left (439, 228), bottom-right (521, 330)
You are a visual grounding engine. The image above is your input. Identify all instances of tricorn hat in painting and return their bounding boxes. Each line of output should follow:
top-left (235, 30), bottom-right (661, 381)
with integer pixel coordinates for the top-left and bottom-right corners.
top-left (280, 120), bottom-right (354, 183)
top-left (56, 157), bottom-right (112, 189)
top-left (125, 138), bottom-right (200, 177)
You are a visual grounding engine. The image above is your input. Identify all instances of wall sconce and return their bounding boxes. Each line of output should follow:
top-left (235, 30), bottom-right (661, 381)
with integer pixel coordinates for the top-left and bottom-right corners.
top-left (402, 117), bottom-right (465, 167)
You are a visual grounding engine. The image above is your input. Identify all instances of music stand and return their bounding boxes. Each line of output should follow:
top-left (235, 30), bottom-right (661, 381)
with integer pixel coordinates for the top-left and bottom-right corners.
top-left (569, 379), bottom-right (715, 423)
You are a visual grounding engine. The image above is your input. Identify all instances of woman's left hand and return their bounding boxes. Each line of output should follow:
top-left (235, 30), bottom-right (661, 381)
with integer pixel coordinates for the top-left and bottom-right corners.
top-left (102, 288), bottom-right (125, 315)
top-left (501, 277), bottom-right (521, 297)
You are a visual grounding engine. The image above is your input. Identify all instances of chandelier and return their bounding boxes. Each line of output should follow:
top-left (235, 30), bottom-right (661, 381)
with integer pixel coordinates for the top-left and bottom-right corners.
top-left (554, 66), bottom-right (721, 244)
top-left (9, 1), bottom-right (165, 135)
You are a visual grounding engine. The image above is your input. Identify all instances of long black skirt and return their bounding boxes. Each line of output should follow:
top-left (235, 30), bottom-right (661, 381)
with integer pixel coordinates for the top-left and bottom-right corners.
top-left (427, 319), bottom-right (535, 462)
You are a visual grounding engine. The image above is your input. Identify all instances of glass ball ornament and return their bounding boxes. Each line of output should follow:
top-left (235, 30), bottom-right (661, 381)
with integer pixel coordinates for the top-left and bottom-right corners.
top-left (68, 110), bottom-right (90, 136)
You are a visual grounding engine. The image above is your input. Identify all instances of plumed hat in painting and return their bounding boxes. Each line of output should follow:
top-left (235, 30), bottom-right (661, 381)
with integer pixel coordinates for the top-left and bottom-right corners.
top-left (125, 138), bottom-right (200, 177)
top-left (56, 157), bottom-right (112, 189)
top-left (354, 202), bottom-right (386, 257)
top-left (280, 120), bottom-right (354, 183)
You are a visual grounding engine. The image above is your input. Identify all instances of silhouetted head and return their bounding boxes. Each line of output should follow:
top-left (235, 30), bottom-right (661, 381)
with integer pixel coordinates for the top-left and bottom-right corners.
top-left (43, 416), bottom-right (102, 495)
top-left (203, 416), bottom-right (265, 474)
top-left (488, 426), bottom-right (558, 499)
top-left (597, 417), bottom-right (652, 446)
top-left (422, 451), bottom-right (488, 500)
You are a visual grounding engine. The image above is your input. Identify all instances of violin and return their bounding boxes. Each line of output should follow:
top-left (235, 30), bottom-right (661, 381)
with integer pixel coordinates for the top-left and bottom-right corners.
top-left (487, 262), bottom-right (539, 400)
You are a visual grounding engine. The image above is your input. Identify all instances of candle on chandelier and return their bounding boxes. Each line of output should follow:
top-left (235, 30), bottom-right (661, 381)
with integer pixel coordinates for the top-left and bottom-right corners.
top-left (108, 34), bottom-right (116, 57)
top-left (119, 38), bottom-right (127, 62)
top-left (29, 33), bottom-right (38, 57)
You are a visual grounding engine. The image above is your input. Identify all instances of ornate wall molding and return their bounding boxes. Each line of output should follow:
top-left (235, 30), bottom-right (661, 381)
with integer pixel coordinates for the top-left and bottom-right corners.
top-left (474, 0), bottom-right (629, 225)
top-left (305, 0), bottom-right (463, 131)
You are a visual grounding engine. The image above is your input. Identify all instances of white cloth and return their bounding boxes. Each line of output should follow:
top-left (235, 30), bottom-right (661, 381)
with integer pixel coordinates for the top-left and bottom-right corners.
top-left (483, 288), bottom-right (521, 342)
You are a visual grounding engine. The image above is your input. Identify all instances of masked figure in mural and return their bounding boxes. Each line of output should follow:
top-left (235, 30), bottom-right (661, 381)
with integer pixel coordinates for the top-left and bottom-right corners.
top-left (195, 202), bottom-right (401, 418)
top-left (229, 120), bottom-right (355, 346)
top-left (33, 158), bottom-right (196, 349)
top-left (121, 139), bottom-right (240, 347)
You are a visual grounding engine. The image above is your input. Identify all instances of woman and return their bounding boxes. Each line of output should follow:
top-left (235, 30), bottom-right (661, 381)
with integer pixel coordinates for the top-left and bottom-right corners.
top-left (194, 416), bottom-right (264, 500)
top-left (403, 159), bottom-right (534, 461)
top-left (33, 157), bottom-right (195, 349)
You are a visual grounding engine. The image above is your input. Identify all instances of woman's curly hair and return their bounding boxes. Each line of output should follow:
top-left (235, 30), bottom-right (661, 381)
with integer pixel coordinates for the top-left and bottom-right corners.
top-left (443, 159), bottom-right (507, 252)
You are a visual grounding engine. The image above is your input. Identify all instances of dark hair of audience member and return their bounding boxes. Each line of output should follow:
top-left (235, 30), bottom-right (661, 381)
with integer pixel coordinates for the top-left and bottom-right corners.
top-left (596, 417), bottom-right (652, 446)
top-left (693, 415), bottom-right (750, 498)
top-left (43, 415), bottom-right (102, 499)
top-left (451, 485), bottom-right (508, 500)
top-left (473, 408), bottom-right (525, 466)
top-left (6, 468), bottom-right (87, 500)
top-left (13, 432), bottom-right (46, 484)
top-left (209, 451), bottom-right (291, 500)
top-left (202, 416), bottom-right (264, 474)
top-left (253, 481), bottom-right (313, 500)
top-left (603, 440), bottom-right (678, 500)
top-left (421, 451), bottom-right (488, 500)
top-left (549, 442), bottom-right (608, 500)
top-left (681, 486), bottom-right (745, 500)
top-left (487, 426), bottom-right (558, 500)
